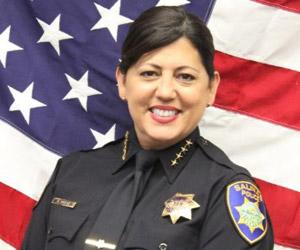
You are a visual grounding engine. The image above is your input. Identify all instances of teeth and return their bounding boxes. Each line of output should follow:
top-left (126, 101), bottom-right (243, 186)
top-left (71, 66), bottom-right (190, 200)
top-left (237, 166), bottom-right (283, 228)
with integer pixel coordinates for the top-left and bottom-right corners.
top-left (152, 108), bottom-right (177, 117)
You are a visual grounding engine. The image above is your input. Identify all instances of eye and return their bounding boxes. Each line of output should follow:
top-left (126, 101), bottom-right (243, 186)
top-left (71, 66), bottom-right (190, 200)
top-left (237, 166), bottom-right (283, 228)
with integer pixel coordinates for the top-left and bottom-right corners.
top-left (177, 73), bottom-right (195, 82)
top-left (140, 71), bottom-right (159, 78)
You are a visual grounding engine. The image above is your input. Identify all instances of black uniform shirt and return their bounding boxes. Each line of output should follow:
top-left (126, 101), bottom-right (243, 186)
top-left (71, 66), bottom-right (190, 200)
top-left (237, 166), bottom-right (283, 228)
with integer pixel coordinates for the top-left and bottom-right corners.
top-left (22, 128), bottom-right (274, 250)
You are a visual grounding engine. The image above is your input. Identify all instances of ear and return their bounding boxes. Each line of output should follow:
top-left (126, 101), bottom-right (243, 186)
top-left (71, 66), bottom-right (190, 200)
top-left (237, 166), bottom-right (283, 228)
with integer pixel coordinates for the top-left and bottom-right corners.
top-left (115, 66), bottom-right (126, 101)
top-left (208, 71), bottom-right (220, 105)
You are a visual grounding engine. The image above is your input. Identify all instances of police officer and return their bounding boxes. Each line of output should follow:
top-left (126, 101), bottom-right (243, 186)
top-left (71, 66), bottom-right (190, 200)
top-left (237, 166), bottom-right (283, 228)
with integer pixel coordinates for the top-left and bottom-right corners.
top-left (22, 6), bottom-right (274, 250)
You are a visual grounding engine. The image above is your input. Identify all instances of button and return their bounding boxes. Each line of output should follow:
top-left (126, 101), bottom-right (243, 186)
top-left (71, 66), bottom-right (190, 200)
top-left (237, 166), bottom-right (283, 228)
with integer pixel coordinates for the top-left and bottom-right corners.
top-left (159, 243), bottom-right (167, 250)
top-left (47, 227), bottom-right (53, 235)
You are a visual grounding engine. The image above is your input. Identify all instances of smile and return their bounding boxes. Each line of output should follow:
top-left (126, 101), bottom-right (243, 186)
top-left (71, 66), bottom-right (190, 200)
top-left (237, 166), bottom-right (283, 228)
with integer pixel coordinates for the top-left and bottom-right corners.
top-left (152, 108), bottom-right (177, 117)
top-left (150, 106), bottom-right (180, 124)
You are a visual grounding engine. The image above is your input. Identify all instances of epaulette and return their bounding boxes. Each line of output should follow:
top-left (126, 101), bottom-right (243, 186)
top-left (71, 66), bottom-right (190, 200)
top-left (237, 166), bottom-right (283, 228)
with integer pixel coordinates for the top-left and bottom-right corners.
top-left (196, 136), bottom-right (250, 176)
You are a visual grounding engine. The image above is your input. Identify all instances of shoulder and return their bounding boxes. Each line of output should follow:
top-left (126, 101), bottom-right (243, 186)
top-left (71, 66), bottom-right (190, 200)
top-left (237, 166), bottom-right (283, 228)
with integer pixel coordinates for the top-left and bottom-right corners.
top-left (55, 137), bottom-right (124, 177)
top-left (194, 138), bottom-right (271, 243)
top-left (193, 135), bottom-right (264, 198)
top-left (195, 135), bottom-right (251, 177)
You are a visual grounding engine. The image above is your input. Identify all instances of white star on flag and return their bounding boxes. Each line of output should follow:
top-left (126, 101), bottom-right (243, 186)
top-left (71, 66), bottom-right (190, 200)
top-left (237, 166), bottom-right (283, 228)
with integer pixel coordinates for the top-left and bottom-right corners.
top-left (91, 124), bottom-right (116, 148)
top-left (63, 71), bottom-right (102, 111)
top-left (156, 0), bottom-right (190, 6)
top-left (0, 26), bottom-right (23, 68)
top-left (37, 14), bottom-right (73, 55)
top-left (91, 0), bottom-right (133, 42)
top-left (8, 82), bottom-right (47, 124)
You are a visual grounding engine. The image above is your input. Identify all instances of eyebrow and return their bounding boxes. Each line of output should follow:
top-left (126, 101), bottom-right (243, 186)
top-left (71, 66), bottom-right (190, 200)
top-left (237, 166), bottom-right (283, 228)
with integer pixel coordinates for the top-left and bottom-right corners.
top-left (142, 63), bottom-right (200, 73)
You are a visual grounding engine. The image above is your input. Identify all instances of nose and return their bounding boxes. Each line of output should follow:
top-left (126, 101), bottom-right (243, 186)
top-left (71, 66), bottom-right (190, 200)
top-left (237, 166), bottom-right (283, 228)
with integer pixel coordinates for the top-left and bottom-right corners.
top-left (155, 74), bottom-right (176, 101)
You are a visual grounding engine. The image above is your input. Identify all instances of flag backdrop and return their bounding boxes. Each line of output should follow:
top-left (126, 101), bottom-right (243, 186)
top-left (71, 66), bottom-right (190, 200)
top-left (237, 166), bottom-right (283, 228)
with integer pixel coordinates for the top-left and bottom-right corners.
top-left (0, 0), bottom-right (299, 249)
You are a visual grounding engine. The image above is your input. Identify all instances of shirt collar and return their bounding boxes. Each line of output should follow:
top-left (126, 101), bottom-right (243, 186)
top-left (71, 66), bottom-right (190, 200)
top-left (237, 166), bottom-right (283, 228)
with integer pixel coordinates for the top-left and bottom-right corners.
top-left (112, 128), bottom-right (200, 184)
top-left (157, 128), bottom-right (199, 183)
top-left (111, 128), bottom-right (141, 174)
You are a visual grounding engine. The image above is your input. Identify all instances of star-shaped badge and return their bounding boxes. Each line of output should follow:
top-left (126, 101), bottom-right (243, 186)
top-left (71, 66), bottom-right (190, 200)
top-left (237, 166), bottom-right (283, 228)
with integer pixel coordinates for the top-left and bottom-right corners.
top-left (162, 193), bottom-right (200, 224)
top-left (235, 197), bottom-right (265, 233)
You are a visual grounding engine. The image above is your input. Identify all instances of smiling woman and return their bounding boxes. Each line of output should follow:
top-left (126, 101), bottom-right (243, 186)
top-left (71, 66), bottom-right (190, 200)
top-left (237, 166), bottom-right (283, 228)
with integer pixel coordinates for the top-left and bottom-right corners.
top-left (116, 37), bottom-right (219, 149)
top-left (22, 6), bottom-right (274, 250)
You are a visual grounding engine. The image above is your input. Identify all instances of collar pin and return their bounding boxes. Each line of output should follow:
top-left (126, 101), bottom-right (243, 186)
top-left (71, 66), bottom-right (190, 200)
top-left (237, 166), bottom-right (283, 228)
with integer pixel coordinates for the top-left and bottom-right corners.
top-left (170, 139), bottom-right (194, 167)
top-left (121, 131), bottom-right (129, 161)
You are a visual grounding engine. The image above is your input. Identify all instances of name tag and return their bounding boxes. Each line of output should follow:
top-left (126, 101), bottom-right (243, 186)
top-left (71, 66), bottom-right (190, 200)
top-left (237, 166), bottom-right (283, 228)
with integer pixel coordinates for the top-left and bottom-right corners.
top-left (51, 197), bottom-right (77, 208)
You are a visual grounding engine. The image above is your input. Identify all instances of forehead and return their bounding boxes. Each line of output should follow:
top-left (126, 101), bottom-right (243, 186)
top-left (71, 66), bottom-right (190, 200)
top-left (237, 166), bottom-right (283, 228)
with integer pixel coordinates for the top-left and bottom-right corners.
top-left (134, 37), bottom-right (204, 69)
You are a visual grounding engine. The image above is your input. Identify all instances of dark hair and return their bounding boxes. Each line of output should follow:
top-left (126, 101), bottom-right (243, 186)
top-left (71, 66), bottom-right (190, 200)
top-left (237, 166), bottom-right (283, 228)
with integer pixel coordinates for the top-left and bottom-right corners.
top-left (119, 6), bottom-right (215, 80)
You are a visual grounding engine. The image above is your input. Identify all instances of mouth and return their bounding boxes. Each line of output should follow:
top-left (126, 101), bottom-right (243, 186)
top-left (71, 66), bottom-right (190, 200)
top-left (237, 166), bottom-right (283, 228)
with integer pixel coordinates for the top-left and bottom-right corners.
top-left (149, 106), bottom-right (180, 124)
top-left (151, 108), bottom-right (178, 117)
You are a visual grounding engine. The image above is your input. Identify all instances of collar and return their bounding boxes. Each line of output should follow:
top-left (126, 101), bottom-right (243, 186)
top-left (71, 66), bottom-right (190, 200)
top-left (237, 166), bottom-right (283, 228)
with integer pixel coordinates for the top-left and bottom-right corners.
top-left (111, 128), bottom-right (141, 174)
top-left (112, 128), bottom-right (200, 184)
top-left (157, 128), bottom-right (199, 183)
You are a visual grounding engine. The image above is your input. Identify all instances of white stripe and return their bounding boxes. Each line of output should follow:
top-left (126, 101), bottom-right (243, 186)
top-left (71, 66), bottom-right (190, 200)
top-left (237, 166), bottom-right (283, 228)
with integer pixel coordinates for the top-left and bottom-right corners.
top-left (200, 107), bottom-right (300, 192)
top-left (0, 239), bottom-right (16, 250)
top-left (275, 244), bottom-right (297, 250)
top-left (208, 0), bottom-right (300, 71)
top-left (0, 120), bottom-right (59, 200)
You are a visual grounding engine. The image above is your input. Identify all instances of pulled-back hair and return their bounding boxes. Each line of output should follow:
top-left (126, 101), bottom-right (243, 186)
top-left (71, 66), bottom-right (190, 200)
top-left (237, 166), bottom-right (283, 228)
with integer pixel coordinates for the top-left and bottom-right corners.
top-left (119, 6), bottom-right (215, 79)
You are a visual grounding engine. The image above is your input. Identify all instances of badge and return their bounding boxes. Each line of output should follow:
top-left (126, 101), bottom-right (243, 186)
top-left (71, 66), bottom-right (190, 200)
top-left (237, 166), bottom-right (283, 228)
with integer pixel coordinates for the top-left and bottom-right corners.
top-left (51, 197), bottom-right (77, 208)
top-left (226, 181), bottom-right (268, 244)
top-left (162, 193), bottom-right (200, 224)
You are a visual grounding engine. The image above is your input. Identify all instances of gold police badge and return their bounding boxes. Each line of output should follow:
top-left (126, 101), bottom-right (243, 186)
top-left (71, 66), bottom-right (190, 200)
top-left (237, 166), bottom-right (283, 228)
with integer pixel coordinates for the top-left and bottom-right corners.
top-left (162, 193), bottom-right (200, 224)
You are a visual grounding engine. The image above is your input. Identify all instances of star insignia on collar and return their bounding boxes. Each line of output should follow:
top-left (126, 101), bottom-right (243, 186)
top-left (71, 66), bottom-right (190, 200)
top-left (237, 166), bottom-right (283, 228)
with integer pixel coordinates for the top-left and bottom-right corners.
top-left (170, 139), bottom-right (194, 167)
top-left (121, 131), bottom-right (129, 160)
top-left (162, 193), bottom-right (200, 224)
top-left (171, 159), bottom-right (178, 167)
top-left (180, 146), bottom-right (188, 153)
top-left (176, 152), bottom-right (183, 159)
top-left (186, 139), bottom-right (193, 146)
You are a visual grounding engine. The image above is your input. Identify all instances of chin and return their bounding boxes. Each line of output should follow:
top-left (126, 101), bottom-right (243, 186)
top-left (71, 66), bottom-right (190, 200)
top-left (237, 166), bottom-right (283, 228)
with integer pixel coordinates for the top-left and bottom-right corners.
top-left (145, 130), bottom-right (185, 148)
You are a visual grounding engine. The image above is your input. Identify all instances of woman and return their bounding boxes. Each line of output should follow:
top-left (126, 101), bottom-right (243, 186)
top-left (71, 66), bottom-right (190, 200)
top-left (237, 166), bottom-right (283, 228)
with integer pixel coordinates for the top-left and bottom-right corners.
top-left (22, 6), bottom-right (274, 250)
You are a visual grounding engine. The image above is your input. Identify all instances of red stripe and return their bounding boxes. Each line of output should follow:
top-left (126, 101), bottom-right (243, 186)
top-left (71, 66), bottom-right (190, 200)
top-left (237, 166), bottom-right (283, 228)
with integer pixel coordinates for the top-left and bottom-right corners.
top-left (255, 178), bottom-right (300, 249)
top-left (214, 51), bottom-right (300, 131)
top-left (253, 0), bottom-right (300, 14)
top-left (0, 182), bottom-right (35, 249)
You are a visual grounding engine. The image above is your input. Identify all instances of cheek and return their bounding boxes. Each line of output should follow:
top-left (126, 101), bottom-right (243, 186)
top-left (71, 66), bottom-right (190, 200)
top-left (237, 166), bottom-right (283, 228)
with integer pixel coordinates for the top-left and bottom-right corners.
top-left (126, 88), bottom-right (149, 115)
top-left (127, 83), bottom-right (153, 102)
top-left (181, 88), bottom-right (209, 108)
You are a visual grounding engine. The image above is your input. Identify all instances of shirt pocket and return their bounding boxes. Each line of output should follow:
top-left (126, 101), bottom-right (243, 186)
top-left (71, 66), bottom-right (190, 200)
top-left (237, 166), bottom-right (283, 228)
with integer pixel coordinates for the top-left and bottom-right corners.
top-left (123, 219), bottom-right (199, 250)
top-left (47, 205), bottom-right (88, 242)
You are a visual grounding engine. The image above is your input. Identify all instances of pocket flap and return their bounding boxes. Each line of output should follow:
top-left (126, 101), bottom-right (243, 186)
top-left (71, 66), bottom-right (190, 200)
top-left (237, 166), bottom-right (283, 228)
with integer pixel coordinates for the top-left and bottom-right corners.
top-left (48, 207), bottom-right (88, 241)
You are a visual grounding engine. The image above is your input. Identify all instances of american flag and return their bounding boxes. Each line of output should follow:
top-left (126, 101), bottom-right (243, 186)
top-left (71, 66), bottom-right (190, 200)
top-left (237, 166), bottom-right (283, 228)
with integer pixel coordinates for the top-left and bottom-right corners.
top-left (0, 0), bottom-right (299, 249)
